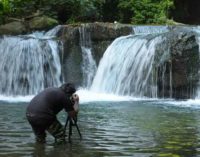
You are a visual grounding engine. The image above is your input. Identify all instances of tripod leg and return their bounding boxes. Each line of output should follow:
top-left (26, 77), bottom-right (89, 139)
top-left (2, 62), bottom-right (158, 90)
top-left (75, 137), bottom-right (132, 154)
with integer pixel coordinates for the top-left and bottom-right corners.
top-left (64, 117), bottom-right (70, 140)
top-left (68, 121), bottom-right (72, 143)
top-left (75, 123), bottom-right (82, 139)
top-left (64, 117), bottom-right (69, 131)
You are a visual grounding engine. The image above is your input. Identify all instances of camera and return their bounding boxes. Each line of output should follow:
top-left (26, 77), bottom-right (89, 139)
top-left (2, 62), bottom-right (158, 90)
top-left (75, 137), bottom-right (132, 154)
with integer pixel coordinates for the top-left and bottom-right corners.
top-left (70, 94), bottom-right (78, 103)
top-left (70, 94), bottom-right (79, 112)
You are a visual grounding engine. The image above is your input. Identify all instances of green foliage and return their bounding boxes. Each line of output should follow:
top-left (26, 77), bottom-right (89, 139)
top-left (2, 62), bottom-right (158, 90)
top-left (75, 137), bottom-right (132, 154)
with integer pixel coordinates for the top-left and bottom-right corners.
top-left (66, 0), bottom-right (101, 22)
top-left (2, 0), bottom-right (10, 14)
top-left (0, 0), bottom-right (12, 24)
top-left (0, 0), bottom-right (37, 22)
top-left (0, 0), bottom-right (175, 25)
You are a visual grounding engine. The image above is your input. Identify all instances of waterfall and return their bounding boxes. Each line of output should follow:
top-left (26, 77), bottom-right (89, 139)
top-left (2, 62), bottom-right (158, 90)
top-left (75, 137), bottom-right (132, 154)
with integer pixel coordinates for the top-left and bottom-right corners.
top-left (79, 25), bottom-right (97, 88)
top-left (90, 26), bottom-right (200, 99)
top-left (90, 34), bottom-right (164, 97)
top-left (0, 27), bottom-right (62, 96)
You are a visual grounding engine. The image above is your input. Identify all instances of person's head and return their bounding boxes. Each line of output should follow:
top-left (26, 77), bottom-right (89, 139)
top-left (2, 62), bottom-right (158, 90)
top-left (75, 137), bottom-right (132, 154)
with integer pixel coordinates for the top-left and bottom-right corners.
top-left (60, 83), bottom-right (76, 95)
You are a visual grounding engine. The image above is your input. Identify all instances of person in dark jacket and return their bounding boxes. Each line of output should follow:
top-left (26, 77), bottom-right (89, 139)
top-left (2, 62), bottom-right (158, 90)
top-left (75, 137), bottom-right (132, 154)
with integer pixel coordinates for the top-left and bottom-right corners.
top-left (26, 83), bottom-right (79, 144)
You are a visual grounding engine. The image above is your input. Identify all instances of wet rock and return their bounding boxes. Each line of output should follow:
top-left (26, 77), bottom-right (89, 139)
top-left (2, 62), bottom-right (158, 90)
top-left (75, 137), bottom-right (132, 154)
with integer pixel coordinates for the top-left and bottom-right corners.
top-left (58, 22), bottom-right (133, 86)
top-left (156, 28), bottom-right (200, 99)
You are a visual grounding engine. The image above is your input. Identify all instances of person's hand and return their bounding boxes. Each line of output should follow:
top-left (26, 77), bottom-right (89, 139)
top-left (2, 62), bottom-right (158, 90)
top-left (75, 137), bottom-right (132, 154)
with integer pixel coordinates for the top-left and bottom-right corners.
top-left (68, 110), bottom-right (77, 119)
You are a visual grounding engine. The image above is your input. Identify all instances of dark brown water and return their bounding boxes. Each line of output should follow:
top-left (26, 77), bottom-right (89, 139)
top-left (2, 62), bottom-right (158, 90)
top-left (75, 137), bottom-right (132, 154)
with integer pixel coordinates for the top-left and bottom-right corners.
top-left (1, 100), bottom-right (200, 157)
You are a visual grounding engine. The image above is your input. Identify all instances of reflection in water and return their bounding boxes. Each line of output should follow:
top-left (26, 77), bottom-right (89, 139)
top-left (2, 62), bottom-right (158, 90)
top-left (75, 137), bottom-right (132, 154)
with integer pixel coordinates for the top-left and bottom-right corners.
top-left (32, 143), bottom-right (46, 157)
top-left (0, 101), bottom-right (200, 157)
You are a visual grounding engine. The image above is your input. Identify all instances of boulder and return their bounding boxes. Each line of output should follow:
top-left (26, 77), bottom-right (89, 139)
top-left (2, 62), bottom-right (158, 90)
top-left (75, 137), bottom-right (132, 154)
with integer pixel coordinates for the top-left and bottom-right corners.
top-left (0, 16), bottom-right (59, 35)
top-left (88, 22), bottom-right (133, 41)
top-left (28, 16), bottom-right (58, 31)
top-left (0, 21), bottom-right (27, 35)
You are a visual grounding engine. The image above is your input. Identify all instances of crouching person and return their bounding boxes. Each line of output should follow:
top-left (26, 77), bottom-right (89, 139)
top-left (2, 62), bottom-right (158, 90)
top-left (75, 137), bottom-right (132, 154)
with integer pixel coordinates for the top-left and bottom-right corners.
top-left (26, 83), bottom-right (79, 144)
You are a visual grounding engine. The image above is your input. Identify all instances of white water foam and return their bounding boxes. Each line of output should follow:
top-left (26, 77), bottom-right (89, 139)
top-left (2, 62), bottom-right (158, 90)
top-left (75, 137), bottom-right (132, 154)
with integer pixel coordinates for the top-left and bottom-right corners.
top-left (0, 90), bottom-right (143, 103)
top-left (1, 91), bottom-right (200, 109)
top-left (156, 99), bottom-right (200, 109)
top-left (0, 95), bottom-right (34, 103)
top-left (76, 89), bottom-right (148, 104)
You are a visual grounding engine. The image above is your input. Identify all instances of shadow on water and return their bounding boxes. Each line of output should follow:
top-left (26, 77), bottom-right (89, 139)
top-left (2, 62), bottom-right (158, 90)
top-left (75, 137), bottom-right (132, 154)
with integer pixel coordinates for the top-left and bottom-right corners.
top-left (1, 100), bottom-right (200, 157)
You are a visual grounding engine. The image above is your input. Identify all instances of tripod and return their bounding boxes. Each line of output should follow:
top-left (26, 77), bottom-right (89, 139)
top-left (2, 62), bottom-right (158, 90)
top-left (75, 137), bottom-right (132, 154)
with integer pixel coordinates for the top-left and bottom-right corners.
top-left (64, 116), bottom-right (82, 143)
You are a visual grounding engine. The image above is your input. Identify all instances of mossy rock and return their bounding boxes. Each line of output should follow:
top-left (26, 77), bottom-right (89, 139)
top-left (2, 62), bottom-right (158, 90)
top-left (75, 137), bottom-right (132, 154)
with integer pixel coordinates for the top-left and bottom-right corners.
top-left (29, 16), bottom-right (58, 31)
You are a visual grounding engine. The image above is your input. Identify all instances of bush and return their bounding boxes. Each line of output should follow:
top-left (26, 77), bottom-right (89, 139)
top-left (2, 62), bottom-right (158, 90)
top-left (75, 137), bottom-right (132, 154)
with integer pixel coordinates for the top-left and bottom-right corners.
top-left (118, 0), bottom-right (174, 24)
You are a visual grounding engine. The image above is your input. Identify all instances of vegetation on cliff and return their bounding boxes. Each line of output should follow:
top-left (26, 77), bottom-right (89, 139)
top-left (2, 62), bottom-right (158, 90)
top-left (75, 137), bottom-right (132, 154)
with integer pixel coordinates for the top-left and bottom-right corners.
top-left (0, 0), bottom-right (175, 25)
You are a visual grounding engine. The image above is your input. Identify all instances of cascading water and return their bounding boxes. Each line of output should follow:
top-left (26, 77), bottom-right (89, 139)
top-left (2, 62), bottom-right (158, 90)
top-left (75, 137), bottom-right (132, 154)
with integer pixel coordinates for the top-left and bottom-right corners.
top-left (90, 26), bottom-right (172, 98)
top-left (0, 26), bottom-right (62, 96)
top-left (79, 24), bottom-right (97, 88)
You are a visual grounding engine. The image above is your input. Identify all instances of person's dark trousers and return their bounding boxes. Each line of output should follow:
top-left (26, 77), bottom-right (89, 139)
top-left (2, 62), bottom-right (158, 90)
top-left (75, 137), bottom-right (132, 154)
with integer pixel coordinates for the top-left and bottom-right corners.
top-left (47, 119), bottom-right (65, 144)
top-left (27, 114), bottom-right (65, 144)
top-left (26, 113), bottom-right (48, 143)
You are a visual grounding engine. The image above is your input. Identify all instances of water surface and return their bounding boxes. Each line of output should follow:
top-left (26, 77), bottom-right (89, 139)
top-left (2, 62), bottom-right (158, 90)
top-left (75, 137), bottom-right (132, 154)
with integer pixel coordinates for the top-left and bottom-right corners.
top-left (1, 100), bottom-right (200, 157)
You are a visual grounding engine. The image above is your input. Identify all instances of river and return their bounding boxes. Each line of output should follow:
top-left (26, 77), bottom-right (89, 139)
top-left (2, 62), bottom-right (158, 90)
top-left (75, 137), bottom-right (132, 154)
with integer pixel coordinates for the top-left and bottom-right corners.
top-left (1, 96), bottom-right (200, 157)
